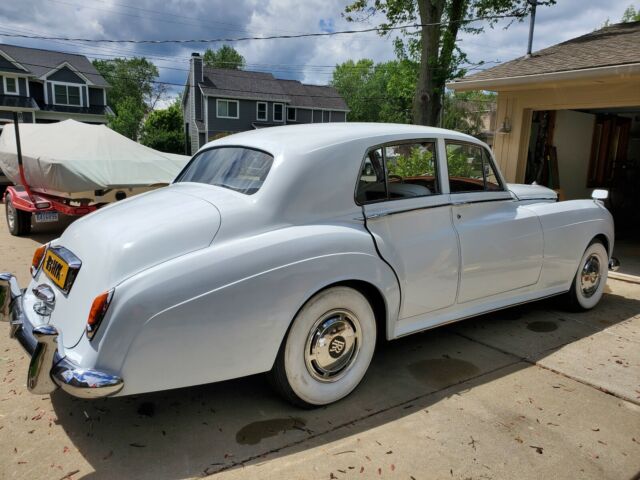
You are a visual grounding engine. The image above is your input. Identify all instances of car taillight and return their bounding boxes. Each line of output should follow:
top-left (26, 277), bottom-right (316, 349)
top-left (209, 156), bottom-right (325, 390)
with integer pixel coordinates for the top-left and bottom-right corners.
top-left (86, 289), bottom-right (114, 340)
top-left (31, 244), bottom-right (47, 276)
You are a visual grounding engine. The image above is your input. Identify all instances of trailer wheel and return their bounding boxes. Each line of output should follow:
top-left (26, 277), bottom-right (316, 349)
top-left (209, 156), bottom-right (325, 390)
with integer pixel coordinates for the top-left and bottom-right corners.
top-left (5, 197), bottom-right (31, 236)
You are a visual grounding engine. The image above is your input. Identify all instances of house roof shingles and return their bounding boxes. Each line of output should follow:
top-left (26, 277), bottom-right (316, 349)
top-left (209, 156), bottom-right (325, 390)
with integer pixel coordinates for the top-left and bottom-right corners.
top-left (199, 67), bottom-right (349, 111)
top-left (453, 21), bottom-right (640, 85)
top-left (0, 44), bottom-right (109, 87)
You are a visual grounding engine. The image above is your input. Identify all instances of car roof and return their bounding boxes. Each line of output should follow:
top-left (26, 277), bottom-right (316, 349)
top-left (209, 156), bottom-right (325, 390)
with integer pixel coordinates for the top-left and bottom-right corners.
top-left (202, 123), bottom-right (483, 156)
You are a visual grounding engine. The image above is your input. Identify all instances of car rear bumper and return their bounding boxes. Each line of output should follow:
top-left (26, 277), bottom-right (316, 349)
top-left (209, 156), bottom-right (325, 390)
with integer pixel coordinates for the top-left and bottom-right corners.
top-left (0, 272), bottom-right (123, 399)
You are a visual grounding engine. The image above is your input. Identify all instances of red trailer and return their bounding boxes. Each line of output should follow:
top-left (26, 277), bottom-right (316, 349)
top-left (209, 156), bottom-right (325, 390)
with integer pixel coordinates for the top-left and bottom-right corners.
top-left (3, 114), bottom-right (100, 236)
top-left (1, 115), bottom-right (189, 236)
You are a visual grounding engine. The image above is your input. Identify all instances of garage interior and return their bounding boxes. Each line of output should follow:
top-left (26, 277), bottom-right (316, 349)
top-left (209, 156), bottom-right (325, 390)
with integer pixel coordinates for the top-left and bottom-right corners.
top-left (525, 107), bottom-right (640, 277)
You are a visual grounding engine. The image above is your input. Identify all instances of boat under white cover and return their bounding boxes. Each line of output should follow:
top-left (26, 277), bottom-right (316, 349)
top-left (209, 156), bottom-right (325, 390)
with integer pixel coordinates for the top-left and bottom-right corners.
top-left (0, 120), bottom-right (189, 198)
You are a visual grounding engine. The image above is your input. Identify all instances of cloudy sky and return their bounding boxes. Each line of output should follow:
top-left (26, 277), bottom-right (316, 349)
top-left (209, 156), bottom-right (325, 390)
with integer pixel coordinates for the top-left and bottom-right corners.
top-left (0, 0), bottom-right (636, 104)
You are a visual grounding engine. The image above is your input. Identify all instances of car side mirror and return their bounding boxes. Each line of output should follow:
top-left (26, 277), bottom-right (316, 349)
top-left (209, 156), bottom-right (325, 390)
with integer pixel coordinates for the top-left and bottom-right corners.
top-left (591, 189), bottom-right (608, 200)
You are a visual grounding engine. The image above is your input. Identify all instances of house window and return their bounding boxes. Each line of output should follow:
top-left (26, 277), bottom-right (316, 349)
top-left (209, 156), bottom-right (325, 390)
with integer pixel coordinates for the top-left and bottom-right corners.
top-left (3, 77), bottom-right (18, 95)
top-left (273, 103), bottom-right (284, 122)
top-left (53, 83), bottom-right (82, 106)
top-left (256, 102), bottom-right (267, 121)
top-left (287, 107), bottom-right (296, 122)
top-left (217, 99), bottom-right (239, 119)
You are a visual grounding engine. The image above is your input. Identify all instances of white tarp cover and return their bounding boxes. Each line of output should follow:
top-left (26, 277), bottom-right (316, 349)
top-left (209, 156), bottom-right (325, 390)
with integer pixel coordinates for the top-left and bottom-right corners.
top-left (0, 120), bottom-right (189, 193)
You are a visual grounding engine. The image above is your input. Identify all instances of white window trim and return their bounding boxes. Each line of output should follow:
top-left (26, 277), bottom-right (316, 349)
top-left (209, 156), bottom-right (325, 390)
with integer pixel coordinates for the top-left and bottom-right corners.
top-left (273, 103), bottom-right (284, 122)
top-left (256, 101), bottom-right (267, 121)
top-left (3, 75), bottom-right (19, 96)
top-left (216, 99), bottom-right (239, 119)
top-left (50, 81), bottom-right (84, 107)
top-left (287, 106), bottom-right (296, 122)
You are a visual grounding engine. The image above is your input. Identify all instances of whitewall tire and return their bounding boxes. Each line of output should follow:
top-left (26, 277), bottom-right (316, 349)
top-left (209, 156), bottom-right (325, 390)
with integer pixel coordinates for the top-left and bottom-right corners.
top-left (270, 286), bottom-right (377, 408)
top-left (568, 241), bottom-right (608, 311)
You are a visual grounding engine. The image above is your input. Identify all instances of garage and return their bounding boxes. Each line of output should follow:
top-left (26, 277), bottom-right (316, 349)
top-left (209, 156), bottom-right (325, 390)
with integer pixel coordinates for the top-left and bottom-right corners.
top-left (448, 20), bottom-right (640, 278)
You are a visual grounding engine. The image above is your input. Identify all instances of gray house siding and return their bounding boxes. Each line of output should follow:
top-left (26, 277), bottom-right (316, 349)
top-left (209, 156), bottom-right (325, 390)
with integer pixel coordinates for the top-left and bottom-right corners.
top-left (88, 87), bottom-right (105, 106)
top-left (0, 111), bottom-right (33, 122)
top-left (0, 75), bottom-right (28, 95)
top-left (47, 66), bottom-right (85, 84)
top-left (331, 111), bottom-right (346, 122)
top-left (18, 78), bottom-right (27, 96)
top-left (295, 108), bottom-right (312, 123)
top-left (46, 82), bottom-right (52, 103)
top-left (313, 110), bottom-right (323, 123)
top-left (0, 56), bottom-right (22, 74)
top-left (207, 97), bottom-right (255, 134)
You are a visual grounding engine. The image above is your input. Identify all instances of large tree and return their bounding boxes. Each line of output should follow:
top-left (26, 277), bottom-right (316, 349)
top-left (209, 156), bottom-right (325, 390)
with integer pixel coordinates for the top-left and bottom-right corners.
top-left (203, 45), bottom-right (246, 70)
top-left (93, 57), bottom-right (166, 139)
top-left (331, 58), bottom-right (416, 123)
top-left (344, 0), bottom-right (555, 126)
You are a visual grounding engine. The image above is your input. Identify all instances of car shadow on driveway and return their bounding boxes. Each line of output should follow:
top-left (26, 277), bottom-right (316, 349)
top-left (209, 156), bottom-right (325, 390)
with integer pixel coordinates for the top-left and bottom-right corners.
top-left (50, 290), bottom-right (640, 479)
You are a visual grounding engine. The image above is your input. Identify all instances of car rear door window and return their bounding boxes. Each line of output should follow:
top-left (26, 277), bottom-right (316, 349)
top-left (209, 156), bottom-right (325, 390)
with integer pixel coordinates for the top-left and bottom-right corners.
top-left (356, 141), bottom-right (439, 204)
top-left (445, 143), bottom-right (503, 193)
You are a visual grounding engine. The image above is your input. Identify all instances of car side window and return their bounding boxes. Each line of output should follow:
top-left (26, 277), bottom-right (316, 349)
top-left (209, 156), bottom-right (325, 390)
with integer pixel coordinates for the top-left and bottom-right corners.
top-left (356, 148), bottom-right (386, 204)
top-left (445, 142), bottom-right (503, 193)
top-left (356, 141), bottom-right (439, 204)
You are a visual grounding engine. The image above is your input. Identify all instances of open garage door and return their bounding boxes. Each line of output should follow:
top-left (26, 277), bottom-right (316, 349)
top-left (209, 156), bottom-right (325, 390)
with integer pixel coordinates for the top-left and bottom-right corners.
top-left (525, 107), bottom-right (640, 277)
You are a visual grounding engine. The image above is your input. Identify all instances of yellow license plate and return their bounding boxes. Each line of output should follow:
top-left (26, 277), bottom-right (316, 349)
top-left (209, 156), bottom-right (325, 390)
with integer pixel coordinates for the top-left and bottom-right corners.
top-left (43, 250), bottom-right (69, 290)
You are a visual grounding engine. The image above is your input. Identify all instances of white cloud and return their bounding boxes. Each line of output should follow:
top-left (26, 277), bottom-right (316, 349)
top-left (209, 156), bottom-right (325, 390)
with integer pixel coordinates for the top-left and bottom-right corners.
top-left (0, 0), bottom-right (634, 102)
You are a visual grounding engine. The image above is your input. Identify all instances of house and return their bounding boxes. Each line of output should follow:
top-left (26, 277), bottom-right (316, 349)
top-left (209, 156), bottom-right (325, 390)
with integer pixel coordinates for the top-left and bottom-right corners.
top-left (0, 44), bottom-right (112, 129)
top-left (182, 53), bottom-right (349, 154)
top-left (448, 21), bottom-right (640, 276)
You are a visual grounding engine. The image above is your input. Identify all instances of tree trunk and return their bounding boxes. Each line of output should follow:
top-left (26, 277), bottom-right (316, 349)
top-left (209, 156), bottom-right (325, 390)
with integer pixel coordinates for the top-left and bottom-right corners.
top-left (413, 0), bottom-right (444, 126)
top-left (413, 0), bottom-right (467, 126)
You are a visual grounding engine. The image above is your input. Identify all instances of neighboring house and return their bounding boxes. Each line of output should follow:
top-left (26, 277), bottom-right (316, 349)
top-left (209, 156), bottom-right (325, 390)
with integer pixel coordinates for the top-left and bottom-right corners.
top-left (0, 44), bottom-right (112, 130)
top-left (182, 53), bottom-right (349, 154)
top-left (448, 21), bottom-right (640, 276)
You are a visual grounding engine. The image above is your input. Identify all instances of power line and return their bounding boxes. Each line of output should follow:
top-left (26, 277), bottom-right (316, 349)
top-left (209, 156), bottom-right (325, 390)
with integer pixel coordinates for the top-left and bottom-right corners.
top-left (11, 59), bottom-right (499, 103)
top-left (0, 14), bottom-right (522, 44)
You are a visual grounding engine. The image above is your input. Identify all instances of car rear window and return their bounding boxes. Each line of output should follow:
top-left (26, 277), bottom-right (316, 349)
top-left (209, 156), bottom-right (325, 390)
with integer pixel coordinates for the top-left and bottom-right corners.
top-left (175, 147), bottom-right (273, 195)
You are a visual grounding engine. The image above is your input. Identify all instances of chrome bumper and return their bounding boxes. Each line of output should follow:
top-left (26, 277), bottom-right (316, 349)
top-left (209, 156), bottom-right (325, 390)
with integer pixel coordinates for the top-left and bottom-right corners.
top-left (0, 273), bottom-right (124, 399)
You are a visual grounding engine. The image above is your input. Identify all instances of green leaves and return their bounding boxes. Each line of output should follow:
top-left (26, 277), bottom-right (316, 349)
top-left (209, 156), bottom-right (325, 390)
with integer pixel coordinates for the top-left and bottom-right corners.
top-left (139, 101), bottom-right (185, 154)
top-left (203, 45), bottom-right (246, 70)
top-left (331, 59), bottom-right (417, 123)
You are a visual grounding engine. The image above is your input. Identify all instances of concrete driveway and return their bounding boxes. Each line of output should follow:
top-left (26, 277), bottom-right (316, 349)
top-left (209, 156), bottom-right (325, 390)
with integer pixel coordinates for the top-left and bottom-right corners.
top-left (0, 204), bottom-right (639, 480)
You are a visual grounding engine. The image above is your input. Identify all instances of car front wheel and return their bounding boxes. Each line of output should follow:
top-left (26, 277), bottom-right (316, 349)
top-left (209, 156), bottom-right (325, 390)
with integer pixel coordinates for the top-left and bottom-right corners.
top-left (270, 286), bottom-right (377, 408)
top-left (568, 240), bottom-right (608, 310)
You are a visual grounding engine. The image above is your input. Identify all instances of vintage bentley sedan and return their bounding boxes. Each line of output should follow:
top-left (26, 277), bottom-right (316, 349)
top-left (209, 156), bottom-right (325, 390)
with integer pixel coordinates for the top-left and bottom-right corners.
top-left (1, 124), bottom-right (618, 407)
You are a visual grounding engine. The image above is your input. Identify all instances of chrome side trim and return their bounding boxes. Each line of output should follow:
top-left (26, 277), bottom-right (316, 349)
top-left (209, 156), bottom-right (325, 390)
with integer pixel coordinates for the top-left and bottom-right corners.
top-left (366, 202), bottom-right (452, 219)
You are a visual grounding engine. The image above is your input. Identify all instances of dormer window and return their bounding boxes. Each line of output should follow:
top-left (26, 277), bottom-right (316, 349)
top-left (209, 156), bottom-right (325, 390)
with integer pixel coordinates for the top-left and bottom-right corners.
top-left (3, 77), bottom-right (18, 95)
top-left (53, 83), bottom-right (82, 106)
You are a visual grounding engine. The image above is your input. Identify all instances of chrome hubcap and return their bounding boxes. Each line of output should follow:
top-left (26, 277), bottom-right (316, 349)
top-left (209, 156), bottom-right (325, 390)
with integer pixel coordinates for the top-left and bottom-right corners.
top-left (305, 309), bottom-right (361, 382)
top-left (580, 254), bottom-right (601, 298)
top-left (6, 202), bottom-right (15, 231)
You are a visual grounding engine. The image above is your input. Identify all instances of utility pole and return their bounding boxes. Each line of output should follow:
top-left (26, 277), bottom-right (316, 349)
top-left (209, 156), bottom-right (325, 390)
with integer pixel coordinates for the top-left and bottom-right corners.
top-left (526, 0), bottom-right (539, 57)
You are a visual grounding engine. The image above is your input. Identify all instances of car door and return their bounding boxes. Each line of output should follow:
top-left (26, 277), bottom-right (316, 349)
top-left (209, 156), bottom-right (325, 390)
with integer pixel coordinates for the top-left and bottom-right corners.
top-left (445, 141), bottom-right (543, 304)
top-left (358, 140), bottom-right (459, 319)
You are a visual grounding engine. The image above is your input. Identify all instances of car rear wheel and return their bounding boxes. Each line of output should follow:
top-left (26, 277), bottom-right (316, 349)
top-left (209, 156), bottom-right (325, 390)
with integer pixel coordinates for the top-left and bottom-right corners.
top-left (567, 240), bottom-right (608, 311)
top-left (270, 286), bottom-right (377, 408)
top-left (5, 197), bottom-right (31, 236)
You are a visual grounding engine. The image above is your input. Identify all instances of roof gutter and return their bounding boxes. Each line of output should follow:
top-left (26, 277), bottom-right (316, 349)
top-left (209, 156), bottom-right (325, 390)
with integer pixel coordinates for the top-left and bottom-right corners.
top-left (447, 62), bottom-right (640, 91)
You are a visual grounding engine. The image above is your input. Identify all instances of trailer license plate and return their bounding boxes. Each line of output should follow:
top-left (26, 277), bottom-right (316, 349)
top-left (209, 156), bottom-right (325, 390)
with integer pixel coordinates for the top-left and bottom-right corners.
top-left (35, 212), bottom-right (59, 223)
top-left (43, 250), bottom-right (69, 290)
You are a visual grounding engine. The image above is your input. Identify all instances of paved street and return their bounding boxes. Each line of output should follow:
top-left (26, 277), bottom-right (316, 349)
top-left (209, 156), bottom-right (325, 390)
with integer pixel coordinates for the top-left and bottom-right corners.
top-left (0, 204), bottom-right (639, 480)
